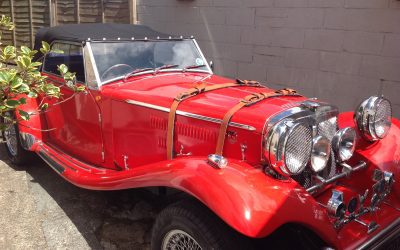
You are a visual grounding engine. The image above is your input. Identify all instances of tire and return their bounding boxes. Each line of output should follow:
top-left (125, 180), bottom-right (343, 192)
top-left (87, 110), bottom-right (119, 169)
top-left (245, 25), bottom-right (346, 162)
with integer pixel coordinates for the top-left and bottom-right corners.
top-left (2, 116), bottom-right (33, 165)
top-left (151, 199), bottom-right (249, 250)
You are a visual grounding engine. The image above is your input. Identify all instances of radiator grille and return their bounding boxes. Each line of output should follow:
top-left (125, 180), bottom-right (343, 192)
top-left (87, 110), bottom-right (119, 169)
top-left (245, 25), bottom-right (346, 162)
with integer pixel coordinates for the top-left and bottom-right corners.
top-left (293, 116), bottom-right (338, 188)
top-left (318, 116), bottom-right (338, 180)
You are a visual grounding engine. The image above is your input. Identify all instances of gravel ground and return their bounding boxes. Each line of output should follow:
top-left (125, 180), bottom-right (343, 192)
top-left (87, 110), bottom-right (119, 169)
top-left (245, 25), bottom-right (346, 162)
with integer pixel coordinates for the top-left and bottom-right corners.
top-left (0, 142), bottom-right (160, 250)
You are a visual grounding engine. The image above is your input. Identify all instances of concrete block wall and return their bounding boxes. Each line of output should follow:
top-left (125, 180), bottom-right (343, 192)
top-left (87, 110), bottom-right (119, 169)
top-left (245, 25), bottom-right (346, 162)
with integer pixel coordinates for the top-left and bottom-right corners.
top-left (137, 0), bottom-right (400, 117)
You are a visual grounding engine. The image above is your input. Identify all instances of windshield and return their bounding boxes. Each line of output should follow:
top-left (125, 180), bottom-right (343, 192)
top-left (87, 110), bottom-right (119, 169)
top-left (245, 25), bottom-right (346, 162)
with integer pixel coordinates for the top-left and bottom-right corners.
top-left (90, 40), bottom-right (210, 84)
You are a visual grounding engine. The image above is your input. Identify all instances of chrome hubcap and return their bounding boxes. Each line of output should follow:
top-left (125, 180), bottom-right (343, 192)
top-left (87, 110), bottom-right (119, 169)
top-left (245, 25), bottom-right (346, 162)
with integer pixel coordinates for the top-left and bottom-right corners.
top-left (162, 230), bottom-right (202, 250)
top-left (4, 124), bottom-right (18, 156)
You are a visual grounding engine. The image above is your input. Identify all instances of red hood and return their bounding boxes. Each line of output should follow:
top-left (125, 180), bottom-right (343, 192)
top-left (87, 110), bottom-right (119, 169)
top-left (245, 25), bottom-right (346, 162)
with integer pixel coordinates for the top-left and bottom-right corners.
top-left (101, 72), bottom-right (306, 133)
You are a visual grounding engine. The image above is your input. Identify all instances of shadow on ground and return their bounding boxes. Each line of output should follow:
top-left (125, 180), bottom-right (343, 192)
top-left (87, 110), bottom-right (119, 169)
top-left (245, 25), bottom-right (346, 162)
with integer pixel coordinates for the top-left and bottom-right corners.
top-left (0, 144), bottom-right (163, 250)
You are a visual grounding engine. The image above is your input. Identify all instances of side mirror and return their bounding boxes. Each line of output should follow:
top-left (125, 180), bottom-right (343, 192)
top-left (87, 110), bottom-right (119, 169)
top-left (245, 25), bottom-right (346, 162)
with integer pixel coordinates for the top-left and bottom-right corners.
top-left (209, 61), bottom-right (214, 71)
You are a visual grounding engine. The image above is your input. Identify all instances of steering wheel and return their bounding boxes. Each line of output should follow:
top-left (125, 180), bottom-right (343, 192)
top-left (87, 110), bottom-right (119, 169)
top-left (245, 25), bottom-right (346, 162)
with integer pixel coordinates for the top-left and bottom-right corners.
top-left (101, 64), bottom-right (133, 80)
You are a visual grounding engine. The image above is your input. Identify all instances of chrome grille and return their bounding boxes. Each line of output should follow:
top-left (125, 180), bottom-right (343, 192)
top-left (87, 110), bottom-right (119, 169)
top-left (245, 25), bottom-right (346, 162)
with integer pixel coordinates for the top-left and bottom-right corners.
top-left (318, 116), bottom-right (338, 179)
top-left (293, 116), bottom-right (339, 188)
top-left (285, 124), bottom-right (313, 174)
top-left (265, 101), bottom-right (340, 190)
top-left (318, 117), bottom-right (338, 140)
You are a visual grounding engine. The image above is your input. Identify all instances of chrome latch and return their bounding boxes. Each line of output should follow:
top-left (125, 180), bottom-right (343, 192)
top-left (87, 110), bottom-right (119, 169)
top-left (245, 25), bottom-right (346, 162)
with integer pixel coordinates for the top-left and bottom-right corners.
top-left (371, 169), bottom-right (395, 211)
top-left (207, 154), bottom-right (228, 169)
top-left (240, 144), bottom-right (247, 161)
top-left (176, 145), bottom-right (192, 157)
top-left (123, 155), bottom-right (129, 170)
top-left (327, 190), bottom-right (346, 219)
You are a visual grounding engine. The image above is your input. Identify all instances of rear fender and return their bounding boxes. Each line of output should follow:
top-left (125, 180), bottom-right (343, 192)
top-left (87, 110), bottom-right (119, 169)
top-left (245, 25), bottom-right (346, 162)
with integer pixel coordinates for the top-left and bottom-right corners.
top-left (15, 96), bottom-right (45, 151)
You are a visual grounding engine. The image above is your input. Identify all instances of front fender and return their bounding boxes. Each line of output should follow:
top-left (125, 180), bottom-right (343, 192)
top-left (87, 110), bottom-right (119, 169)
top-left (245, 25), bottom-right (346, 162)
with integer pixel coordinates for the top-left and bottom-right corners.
top-left (38, 141), bottom-right (337, 244)
top-left (338, 112), bottom-right (400, 198)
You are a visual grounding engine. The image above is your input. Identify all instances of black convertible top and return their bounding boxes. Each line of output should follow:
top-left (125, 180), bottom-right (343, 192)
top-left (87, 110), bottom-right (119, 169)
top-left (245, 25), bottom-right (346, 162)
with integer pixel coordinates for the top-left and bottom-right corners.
top-left (33, 23), bottom-right (172, 60)
top-left (34, 23), bottom-right (170, 48)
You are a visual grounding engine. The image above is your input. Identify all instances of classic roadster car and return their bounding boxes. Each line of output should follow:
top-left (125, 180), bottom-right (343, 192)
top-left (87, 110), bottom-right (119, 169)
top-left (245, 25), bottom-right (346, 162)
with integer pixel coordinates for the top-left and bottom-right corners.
top-left (3, 23), bottom-right (400, 249)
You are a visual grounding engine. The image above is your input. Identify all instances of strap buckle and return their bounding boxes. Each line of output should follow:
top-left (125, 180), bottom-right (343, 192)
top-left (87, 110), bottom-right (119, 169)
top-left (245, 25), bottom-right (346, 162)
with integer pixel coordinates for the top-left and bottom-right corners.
top-left (174, 85), bottom-right (206, 101)
top-left (276, 88), bottom-right (297, 95)
top-left (236, 79), bottom-right (261, 87)
top-left (241, 93), bottom-right (266, 106)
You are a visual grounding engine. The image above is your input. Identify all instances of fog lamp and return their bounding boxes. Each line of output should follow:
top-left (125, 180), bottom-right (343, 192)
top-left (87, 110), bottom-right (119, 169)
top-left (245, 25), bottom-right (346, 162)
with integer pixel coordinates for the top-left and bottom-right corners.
top-left (310, 136), bottom-right (331, 172)
top-left (332, 127), bottom-right (356, 162)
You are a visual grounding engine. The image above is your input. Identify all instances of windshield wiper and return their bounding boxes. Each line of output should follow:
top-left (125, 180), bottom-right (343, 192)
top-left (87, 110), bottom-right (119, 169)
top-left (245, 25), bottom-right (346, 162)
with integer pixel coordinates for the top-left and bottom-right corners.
top-left (154, 64), bottom-right (179, 74)
top-left (182, 64), bottom-right (207, 72)
top-left (123, 67), bottom-right (154, 81)
top-left (123, 64), bottom-right (180, 81)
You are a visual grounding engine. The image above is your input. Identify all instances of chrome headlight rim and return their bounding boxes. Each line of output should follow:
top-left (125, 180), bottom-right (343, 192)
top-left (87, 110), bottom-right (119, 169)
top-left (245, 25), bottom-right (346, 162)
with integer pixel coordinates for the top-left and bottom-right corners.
top-left (265, 119), bottom-right (313, 176)
top-left (355, 96), bottom-right (392, 141)
top-left (332, 127), bottom-right (356, 162)
top-left (310, 135), bottom-right (331, 173)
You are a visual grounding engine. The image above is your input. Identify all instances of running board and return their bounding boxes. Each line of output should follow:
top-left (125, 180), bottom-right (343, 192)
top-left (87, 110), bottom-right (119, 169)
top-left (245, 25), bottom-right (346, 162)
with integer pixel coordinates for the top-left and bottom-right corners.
top-left (37, 150), bottom-right (65, 174)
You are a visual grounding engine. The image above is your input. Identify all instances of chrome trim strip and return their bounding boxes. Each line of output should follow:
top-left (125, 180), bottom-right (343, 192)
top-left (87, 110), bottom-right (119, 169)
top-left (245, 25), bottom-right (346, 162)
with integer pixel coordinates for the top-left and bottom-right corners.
top-left (125, 99), bottom-right (256, 131)
top-left (358, 217), bottom-right (400, 250)
top-left (193, 38), bottom-right (213, 74)
top-left (38, 150), bottom-right (66, 174)
top-left (85, 42), bottom-right (102, 89)
top-left (100, 69), bottom-right (211, 86)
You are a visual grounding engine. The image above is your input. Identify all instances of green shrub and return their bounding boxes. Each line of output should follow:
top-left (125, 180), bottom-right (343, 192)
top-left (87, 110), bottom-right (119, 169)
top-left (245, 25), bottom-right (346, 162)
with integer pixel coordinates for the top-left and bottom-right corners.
top-left (0, 15), bottom-right (83, 131)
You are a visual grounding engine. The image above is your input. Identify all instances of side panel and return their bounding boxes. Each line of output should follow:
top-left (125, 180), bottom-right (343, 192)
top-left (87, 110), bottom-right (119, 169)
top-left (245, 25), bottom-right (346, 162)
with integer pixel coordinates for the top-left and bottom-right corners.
top-left (111, 100), bottom-right (263, 169)
top-left (43, 74), bottom-right (104, 165)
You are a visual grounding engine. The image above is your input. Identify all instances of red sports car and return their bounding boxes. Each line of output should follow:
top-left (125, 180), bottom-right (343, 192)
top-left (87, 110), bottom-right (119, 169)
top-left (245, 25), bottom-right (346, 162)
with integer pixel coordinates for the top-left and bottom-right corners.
top-left (3, 24), bottom-right (400, 249)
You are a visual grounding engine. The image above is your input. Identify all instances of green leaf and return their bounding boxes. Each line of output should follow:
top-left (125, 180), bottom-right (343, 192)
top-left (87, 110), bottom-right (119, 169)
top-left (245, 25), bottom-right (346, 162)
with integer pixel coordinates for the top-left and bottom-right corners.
top-left (4, 45), bottom-right (15, 55)
top-left (41, 41), bottom-right (50, 54)
top-left (18, 109), bottom-right (30, 121)
top-left (20, 46), bottom-right (31, 55)
top-left (0, 71), bottom-right (8, 83)
top-left (0, 71), bottom-right (15, 83)
top-left (58, 64), bottom-right (68, 75)
top-left (76, 85), bottom-right (86, 92)
top-left (27, 92), bottom-right (38, 98)
top-left (11, 78), bottom-right (23, 89)
top-left (5, 99), bottom-right (19, 108)
top-left (18, 97), bottom-right (26, 104)
top-left (22, 55), bottom-right (31, 68)
top-left (40, 103), bottom-right (48, 110)
top-left (31, 61), bottom-right (42, 67)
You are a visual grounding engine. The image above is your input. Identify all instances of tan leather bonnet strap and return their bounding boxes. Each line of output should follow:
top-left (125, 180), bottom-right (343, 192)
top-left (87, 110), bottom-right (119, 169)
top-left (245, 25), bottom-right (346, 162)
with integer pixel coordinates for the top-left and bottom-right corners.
top-left (215, 88), bottom-right (299, 156)
top-left (167, 80), bottom-right (262, 160)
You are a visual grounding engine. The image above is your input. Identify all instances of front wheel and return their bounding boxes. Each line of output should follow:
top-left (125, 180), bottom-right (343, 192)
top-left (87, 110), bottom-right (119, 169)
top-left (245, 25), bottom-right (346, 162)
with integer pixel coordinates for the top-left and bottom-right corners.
top-left (151, 199), bottom-right (248, 250)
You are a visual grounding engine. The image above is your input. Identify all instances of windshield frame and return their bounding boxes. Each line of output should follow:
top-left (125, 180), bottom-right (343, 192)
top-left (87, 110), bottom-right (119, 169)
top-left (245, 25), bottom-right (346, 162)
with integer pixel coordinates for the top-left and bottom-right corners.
top-left (86, 39), bottom-right (213, 87)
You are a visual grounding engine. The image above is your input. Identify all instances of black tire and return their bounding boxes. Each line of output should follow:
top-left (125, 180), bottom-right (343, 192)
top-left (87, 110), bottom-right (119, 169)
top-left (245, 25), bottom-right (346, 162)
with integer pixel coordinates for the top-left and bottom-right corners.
top-left (2, 117), bottom-right (33, 165)
top-left (151, 199), bottom-right (249, 250)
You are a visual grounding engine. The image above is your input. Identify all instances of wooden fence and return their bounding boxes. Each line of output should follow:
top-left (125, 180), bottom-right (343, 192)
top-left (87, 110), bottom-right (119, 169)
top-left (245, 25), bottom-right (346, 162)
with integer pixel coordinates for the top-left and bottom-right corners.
top-left (0, 0), bottom-right (136, 48)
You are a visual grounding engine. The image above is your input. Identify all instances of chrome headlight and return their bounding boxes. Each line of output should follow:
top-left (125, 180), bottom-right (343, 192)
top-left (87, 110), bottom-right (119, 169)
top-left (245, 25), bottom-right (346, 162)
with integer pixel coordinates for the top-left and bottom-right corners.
top-left (265, 120), bottom-right (313, 176)
top-left (355, 96), bottom-right (392, 141)
top-left (311, 136), bottom-right (331, 172)
top-left (332, 127), bottom-right (356, 162)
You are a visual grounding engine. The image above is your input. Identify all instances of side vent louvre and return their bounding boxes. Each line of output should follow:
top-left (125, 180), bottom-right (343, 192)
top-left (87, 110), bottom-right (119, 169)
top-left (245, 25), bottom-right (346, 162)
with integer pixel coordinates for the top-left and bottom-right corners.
top-left (150, 115), bottom-right (217, 142)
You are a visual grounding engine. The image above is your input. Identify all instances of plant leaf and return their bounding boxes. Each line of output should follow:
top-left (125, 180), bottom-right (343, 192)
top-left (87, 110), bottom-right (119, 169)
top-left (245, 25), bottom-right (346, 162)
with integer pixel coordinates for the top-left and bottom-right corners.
top-left (18, 109), bottom-right (30, 121)
top-left (5, 99), bottom-right (19, 108)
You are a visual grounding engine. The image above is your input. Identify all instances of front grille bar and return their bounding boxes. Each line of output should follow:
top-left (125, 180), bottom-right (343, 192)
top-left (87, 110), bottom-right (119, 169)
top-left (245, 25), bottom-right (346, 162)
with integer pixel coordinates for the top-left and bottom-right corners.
top-left (306, 161), bottom-right (367, 193)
